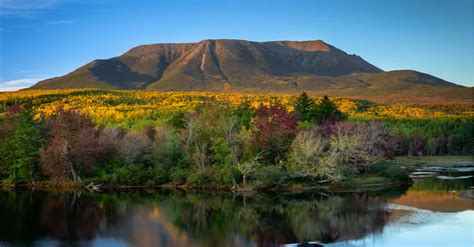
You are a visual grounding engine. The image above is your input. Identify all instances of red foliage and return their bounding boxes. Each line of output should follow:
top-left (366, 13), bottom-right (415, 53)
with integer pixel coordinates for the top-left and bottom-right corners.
top-left (0, 105), bottom-right (23, 138)
top-left (252, 105), bottom-right (297, 163)
top-left (40, 108), bottom-right (106, 181)
top-left (410, 134), bottom-right (425, 156)
top-left (5, 105), bottom-right (23, 119)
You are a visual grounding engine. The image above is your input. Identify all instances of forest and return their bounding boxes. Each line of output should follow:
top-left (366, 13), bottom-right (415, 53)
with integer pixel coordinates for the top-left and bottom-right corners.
top-left (0, 89), bottom-right (472, 189)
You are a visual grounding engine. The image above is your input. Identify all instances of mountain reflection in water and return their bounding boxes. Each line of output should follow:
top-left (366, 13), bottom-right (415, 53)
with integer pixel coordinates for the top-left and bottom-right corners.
top-left (0, 165), bottom-right (472, 247)
top-left (0, 188), bottom-right (407, 247)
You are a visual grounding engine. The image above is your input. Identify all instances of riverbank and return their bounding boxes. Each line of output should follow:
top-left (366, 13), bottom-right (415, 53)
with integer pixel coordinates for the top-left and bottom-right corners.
top-left (0, 173), bottom-right (412, 193)
top-left (0, 158), bottom-right (419, 192)
top-left (390, 156), bottom-right (473, 166)
top-left (390, 156), bottom-right (474, 201)
top-left (22, 156), bottom-right (474, 193)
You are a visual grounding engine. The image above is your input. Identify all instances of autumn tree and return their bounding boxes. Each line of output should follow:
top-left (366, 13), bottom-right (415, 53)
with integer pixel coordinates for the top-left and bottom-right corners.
top-left (0, 105), bottom-right (22, 179)
top-left (286, 130), bottom-right (325, 177)
top-left (360, 121), bottom-right (396, 159)
top-left (40, 108), bottom-right (107, 182)
top-left (251, 104), bottom-right (297, 164)
top-left (409, 134), bottom-right (425, 156)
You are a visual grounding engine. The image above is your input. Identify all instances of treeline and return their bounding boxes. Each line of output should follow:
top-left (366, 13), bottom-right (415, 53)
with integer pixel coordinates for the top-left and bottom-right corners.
top-left (2, 89), bottom-right (471, 128)
top-left (387, 119), bottom-right (473, 156)
top-left (1, 92), bottom-right (470, 187)
top-left (0, 94), bottom-right (410, 187)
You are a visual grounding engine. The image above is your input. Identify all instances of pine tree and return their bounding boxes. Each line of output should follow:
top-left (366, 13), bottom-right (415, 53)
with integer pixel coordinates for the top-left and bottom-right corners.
top-left (294, 92), bottom-right (317, 122)
top-left (2, 106), bottom-right (44, 182)
top-left (314, 95), bottom-right (346, 124)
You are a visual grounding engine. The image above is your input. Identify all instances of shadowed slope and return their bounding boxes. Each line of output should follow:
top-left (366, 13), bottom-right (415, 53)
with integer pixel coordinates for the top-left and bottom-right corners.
top-left (30, 39), bottom-right (466, 99)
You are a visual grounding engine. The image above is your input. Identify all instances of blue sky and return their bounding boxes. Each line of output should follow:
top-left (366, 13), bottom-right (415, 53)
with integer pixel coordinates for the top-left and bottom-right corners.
top-left (0, 0), bottom-right (472, 91)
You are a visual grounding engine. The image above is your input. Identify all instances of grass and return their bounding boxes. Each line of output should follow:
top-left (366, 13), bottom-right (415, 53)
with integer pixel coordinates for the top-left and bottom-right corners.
top-left (392, 156), bottom-right (473, 166)
top-left (338, 176), bottom-right (387, 185)
top-left (325, 175), bottom-right (411, 192)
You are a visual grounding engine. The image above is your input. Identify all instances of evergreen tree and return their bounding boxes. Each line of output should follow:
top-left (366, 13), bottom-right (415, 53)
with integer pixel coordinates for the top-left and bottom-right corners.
top-left (1, 106), bottom-right (44, 182)
top-left (314, 95), bottom-right (346, 124)
top-left (234, 100), bottom-right (255, 129)
top-left (294, 92), bottom-right (317, 122)
top-left (0, 106), bottom-right (21, 179)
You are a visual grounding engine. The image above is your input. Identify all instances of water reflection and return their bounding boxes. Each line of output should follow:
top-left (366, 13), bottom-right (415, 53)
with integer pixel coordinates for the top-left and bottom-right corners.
top-left (2, 165), bottom-right (472, 247)
top-left (394, 165), bottom-right (474, 212)
top-left (0, 188), bottom-right (409, 247)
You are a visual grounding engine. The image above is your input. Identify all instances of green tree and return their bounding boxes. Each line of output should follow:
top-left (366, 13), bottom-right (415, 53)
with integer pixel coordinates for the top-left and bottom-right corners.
top-left (1, 106), bottom-right (44, 182)
top-left (294, 92), bottom-right (317, 122)
top-left (314, 95), bottom-right (346, 124)
top-left (234, 100), bottom-right (255, 130)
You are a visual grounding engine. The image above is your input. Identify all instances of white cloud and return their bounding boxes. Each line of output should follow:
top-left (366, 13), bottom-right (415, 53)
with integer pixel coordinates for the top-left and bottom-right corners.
top-left (16, 69), bottom-right (44, 74)
top-left (0, 86), bottom-right (29, 91)
top-left (0, 0), bottom-right (58, 17)
top-left (45, 19), bottom-right (78, 25)
top-left (0, 77), bottom-right (45, 91)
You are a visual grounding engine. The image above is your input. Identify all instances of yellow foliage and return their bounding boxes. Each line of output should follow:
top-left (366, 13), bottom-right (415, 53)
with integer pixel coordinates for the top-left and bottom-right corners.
top-left (0, 89), bottom-right (471, 127)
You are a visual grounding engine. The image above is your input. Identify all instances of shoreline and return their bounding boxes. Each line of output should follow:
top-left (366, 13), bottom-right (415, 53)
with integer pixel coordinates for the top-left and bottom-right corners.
top-left (4, 155), bottom-right (473, 193)
top-left (391, 156), bottom-right (474, 166)
top-left (0, 178), bottom-right (412, 193)
top-left (459, 189), bottom-right (474, 200)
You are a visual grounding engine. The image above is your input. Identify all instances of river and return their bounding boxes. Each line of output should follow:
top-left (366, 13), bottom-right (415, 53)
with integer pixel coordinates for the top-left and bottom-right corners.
top-left (0, 165), bottom-right (472, 247)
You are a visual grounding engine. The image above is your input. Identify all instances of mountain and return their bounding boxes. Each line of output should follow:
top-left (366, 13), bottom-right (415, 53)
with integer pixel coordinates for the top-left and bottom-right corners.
top-left (30, 39), bottom-right (466, 97)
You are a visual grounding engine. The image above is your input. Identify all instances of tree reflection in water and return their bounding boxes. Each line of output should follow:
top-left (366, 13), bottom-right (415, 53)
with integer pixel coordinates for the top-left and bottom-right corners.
top-left (0, 187), bottom-right (408, 247)
top-left (40, 192), bottom-right (103, 242)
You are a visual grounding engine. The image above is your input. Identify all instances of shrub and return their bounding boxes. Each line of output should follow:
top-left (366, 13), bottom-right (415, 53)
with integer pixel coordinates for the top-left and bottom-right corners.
top-left (170, 167), bottom-right (192, 184)
top-left (215, 164), bottom-right (239, 186)
top-left (252, 165), bottom-right (288, 189)
top-left (168, 110), bottom-right (187, 129)
top-left (186, 170), bottom-right (212, 186)
top-left (111, 163), bottom-right (148, 185)
top-left (371, 162), bottom-right (411, 183)
top-left (185, 165), bottom-right (238, 187)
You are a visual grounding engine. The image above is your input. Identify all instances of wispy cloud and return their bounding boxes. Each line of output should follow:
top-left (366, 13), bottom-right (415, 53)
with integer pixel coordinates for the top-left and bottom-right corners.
top-left (0, 0), bottom-right (58, 17)
top-left (16, 69), bottom-right (44, 74)
top-left (0, 77), bottom-right (46, 91)
top-left (45, 19), bottom-right (78, 25)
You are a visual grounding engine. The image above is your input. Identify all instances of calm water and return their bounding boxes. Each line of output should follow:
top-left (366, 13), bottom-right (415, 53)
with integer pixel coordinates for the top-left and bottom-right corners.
top-left (0, 165), bottom-right (473, 247)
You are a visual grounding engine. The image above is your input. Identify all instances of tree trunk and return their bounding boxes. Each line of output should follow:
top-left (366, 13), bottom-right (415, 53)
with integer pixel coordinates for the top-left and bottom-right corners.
top-left (71, 166), bottom-right (78, 183)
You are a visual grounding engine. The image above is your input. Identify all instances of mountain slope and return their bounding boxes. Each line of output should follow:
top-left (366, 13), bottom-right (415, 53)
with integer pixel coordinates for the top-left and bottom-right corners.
top-left (30, 39), bottom-right (466, 98)
top-left (31, 39), bottom-right (383, 90)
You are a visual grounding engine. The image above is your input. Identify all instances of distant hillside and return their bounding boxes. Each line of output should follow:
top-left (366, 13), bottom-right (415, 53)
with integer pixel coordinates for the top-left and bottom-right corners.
top-left (30, 39), bottom-right (468, 99)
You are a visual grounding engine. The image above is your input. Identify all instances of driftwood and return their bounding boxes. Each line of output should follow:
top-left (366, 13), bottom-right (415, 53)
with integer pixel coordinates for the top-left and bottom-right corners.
top-left (85, 183), bottom-right (102, 192)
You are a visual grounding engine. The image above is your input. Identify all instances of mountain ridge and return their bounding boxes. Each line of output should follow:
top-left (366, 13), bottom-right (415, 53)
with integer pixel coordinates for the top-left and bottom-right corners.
top-left (30, 39), bottom-right (466, 98)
